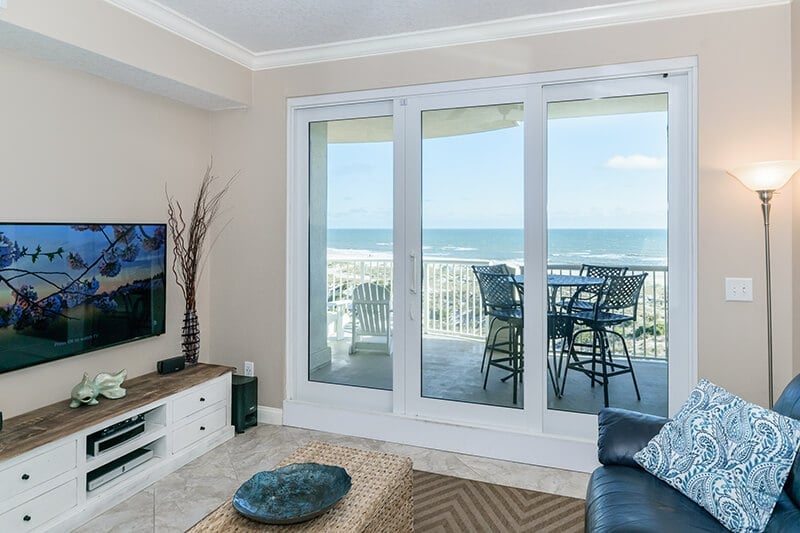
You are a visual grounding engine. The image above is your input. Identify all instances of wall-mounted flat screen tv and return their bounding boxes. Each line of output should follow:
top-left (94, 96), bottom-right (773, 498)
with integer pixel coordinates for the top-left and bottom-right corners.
top-left (0, 223), bottom-right (166, 374)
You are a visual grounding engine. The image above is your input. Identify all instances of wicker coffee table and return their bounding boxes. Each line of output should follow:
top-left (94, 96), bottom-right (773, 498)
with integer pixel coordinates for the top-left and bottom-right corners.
top-left (189, 441), bottom-right (414, 532)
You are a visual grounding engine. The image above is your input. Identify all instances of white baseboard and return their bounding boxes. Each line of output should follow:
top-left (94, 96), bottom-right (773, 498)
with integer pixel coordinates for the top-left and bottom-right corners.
top-left (257, 405), bottom-right (283, 425)
top-left (283, 400), bottom-right (598, 473)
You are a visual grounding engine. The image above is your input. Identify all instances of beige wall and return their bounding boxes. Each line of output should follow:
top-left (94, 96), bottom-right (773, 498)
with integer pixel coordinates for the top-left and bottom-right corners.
top-left (210, 5), bottom-right (796, 408)
top-left (0, 50), bottom-right (213, 417)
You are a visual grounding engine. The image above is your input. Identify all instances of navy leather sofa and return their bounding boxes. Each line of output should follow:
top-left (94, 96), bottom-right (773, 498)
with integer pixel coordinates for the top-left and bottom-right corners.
top-left (585, 373), bottom-right (800, 532)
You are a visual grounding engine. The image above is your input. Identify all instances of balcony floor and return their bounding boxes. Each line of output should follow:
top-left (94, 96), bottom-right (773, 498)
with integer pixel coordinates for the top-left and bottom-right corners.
top-left (310, 335), bottom-right (668, 417)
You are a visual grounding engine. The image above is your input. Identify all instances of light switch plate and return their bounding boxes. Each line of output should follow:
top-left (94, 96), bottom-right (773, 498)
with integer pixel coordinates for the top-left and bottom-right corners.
top-left (725, 277), bottom-right (753, 302)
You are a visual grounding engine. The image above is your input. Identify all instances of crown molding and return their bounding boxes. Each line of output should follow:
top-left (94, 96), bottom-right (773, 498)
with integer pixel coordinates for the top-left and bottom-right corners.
top-left (104, 0), bottom-right (254, 68)
top-left (105, 0), bottom-right (789, 71)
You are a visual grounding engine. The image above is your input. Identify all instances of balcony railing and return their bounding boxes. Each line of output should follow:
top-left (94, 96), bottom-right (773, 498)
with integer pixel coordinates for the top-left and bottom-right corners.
top-left (327, 259), bottom-right (668, 360)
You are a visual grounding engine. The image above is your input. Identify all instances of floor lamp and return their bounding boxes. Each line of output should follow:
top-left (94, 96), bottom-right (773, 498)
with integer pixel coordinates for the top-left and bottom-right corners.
top-left (727, 160), bottom-right (800, 408)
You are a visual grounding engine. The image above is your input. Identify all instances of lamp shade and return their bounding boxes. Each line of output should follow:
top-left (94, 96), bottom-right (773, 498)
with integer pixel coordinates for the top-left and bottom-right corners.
top-left (727, 160), bottom-right (800, 192)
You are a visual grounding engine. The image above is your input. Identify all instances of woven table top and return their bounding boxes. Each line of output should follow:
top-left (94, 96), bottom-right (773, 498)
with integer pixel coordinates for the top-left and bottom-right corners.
top-left (188, 441), bottom-right (414, 532)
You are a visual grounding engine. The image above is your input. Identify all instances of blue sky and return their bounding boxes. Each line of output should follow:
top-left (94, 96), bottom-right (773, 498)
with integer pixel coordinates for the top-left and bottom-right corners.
top-left (325, 108), bottom-right (667, 230)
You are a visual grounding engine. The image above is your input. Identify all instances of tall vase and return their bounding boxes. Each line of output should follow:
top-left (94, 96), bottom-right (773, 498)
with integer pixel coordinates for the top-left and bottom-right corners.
top-left (182, 308), bottom-right (200, 365)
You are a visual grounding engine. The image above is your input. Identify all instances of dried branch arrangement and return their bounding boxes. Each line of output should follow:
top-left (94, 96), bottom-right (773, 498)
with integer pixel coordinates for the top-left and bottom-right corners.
top-left (166, 162), bottom-right (235, 311)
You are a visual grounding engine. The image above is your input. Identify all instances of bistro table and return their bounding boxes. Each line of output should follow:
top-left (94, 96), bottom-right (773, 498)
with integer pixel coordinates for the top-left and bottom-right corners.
top-left (514, 274), bottom-right (605, 395)
top-left (514, 274), bottom-right (605, 310)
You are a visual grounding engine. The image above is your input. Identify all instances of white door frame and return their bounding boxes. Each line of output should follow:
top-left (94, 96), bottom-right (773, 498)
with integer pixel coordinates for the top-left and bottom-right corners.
top-left (287, 100), bottom-right (395, 412)
top-left (538, 73), bottom-right (696, 439)
top-left (401, 87), bottom-right (530, 429)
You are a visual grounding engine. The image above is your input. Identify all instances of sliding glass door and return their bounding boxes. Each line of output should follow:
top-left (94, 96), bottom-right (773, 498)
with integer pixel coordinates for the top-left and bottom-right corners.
top-left (290, 66), bottom-right (694, 445)
top-left (401, 88), bottom-right (531, 426)
top-left (541, 75), bottom-right (692, 437)
top-left (296, 101), bottom-right (395, 409)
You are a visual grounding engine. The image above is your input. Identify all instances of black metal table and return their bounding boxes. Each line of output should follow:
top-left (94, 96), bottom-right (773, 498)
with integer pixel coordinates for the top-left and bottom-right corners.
top-left (514, 274), bottom-right (605, 395)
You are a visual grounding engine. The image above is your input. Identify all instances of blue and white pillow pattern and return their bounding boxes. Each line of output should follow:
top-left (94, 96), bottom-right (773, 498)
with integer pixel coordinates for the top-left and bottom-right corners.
top-left (634, 380), bottom-right (800, 533)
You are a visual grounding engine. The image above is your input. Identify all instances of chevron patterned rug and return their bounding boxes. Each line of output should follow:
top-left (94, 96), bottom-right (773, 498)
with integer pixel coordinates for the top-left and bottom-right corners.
top-left (413, 471), bottom-right (585, 532)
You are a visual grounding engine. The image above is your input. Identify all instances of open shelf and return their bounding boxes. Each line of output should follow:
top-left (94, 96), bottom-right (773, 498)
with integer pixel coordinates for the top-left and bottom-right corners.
top-left (85, 436), bottom-right (167, 498)
top-left (85, 404), bottom-right (167, 466)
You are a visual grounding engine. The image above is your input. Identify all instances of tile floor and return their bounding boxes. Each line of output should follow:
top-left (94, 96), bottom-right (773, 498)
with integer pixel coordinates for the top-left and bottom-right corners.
top-left (311, 335), bottom-right (668, 415)
top-left (75, 424), bottom-right (590, 532)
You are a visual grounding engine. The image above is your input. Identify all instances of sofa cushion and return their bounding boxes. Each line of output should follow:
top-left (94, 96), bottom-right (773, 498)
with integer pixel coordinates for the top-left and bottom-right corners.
top-left (634, 380), bottom-right (800, 533)
top-left (586, 466), bottom-right (727, 532)
top-left (787, 458), bottom-right (800, 510)
top-left (586, 466), bottom-right (800, 533)
top-left (773, 373), bottom-right (800, 508)
top-left (597, 407), bottom-right (669, 467)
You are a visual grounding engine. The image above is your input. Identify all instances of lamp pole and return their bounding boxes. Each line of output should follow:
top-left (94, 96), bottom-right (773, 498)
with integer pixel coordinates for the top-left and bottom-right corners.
top-left (759, 190), bottom-right (774, 408)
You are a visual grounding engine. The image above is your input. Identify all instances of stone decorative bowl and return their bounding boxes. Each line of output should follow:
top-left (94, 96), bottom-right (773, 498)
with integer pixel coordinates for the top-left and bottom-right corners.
top-left (232, 463), bottom-right (352, 524)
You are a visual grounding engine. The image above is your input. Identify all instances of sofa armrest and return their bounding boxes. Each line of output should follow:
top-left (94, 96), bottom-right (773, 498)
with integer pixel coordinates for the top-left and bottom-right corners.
top-left (598, 407), bottom-right (670, 467)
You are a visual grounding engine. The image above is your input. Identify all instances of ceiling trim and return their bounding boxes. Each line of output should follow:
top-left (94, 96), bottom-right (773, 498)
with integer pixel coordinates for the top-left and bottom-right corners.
top-left (105, 0), bottom-right (254, 67)
top-left (105, 0), bottom-right (789, 71)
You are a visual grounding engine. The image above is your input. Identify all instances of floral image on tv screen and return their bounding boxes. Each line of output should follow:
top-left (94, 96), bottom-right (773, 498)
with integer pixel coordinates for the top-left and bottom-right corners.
top-left (0, 223), bottom-right (166, 374)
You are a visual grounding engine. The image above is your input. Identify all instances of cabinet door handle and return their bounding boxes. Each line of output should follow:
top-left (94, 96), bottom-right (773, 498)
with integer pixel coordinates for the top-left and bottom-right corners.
top-left (200, 397), bottom-right (206, 402)
top-left (21, 473), bottom-right (30, 480)
top-left (23, 515), bottom-right (31, 522)
top-left (200, 426), bottom-right (206, 431)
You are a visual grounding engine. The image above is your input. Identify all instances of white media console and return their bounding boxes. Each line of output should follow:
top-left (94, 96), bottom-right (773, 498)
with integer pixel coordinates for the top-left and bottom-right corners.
top-left (0, 364), bottom-right (234, 532)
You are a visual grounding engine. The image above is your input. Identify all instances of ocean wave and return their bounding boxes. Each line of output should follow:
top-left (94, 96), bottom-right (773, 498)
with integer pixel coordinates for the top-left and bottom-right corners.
top-left (328, 248), bottom-right (392, 260)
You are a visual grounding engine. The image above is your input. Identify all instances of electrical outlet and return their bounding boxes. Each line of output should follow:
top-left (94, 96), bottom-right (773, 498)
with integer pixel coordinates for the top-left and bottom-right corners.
top-left (244, 361), bottom-right (255, 377)
top-left (725, 277), bottom-right (753, 302)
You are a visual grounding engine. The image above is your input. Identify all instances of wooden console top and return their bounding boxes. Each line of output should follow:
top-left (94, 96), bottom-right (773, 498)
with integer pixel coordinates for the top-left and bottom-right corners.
top-left (0, 363), bottom-right (233, 462)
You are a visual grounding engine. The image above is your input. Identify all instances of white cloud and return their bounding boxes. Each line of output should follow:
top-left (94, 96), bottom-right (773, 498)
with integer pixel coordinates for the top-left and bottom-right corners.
top-left (605, 154), bottom-right (665, 170)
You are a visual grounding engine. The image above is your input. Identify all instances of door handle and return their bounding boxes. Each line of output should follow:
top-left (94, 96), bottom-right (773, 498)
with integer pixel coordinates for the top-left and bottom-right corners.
top-left (409, 252), bottom-right (418, 295)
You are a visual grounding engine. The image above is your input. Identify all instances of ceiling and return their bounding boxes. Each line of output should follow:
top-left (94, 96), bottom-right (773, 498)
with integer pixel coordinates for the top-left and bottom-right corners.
top-left (105, 0), bottom-right (778, 69)
top-left (153, 0), bottom-right (640, 54)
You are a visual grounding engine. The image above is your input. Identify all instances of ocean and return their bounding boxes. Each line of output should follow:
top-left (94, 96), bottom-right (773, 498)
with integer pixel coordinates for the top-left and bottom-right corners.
top-left (328, 228), bottom-right (667, 267)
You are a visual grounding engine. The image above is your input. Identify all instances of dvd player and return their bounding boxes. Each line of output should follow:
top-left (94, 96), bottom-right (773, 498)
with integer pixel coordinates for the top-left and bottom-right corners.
top-left (87, 414), bottom-right (146, 456)
top-left (86, 447), bottom-right (154, 491)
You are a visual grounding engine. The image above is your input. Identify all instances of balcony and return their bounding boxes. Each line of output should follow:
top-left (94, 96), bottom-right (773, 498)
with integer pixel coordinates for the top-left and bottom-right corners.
top-left (315, 259), bottom-right (668, 416)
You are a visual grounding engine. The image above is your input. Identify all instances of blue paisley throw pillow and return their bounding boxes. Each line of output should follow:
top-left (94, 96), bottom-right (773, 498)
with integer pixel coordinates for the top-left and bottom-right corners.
top-left (634, 380), bottom-right (800, 533)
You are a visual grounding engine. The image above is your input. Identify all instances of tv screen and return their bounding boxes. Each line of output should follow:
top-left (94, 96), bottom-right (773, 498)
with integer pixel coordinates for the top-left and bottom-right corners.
top-left (0, 223), bottom-right (166, 374)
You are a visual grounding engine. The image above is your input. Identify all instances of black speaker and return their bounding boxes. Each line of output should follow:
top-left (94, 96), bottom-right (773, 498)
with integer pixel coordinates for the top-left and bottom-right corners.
top-left (232, 375), bottom-right (258, 433)
top-left (156, 356), bottom-right (185, 374)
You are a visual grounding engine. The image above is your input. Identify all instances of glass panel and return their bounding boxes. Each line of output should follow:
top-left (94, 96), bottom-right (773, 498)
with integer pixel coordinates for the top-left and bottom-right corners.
top-left (308, 116), bottom-right (393, 390)
top-left (546, 94), bottom-right (668, 416)
top-left (420, 103), bottom-right (525, 408)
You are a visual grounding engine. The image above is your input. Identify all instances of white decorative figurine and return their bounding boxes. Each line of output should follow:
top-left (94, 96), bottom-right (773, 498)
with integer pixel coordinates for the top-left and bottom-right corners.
top-left (69, 369), bottom-right (128, 408)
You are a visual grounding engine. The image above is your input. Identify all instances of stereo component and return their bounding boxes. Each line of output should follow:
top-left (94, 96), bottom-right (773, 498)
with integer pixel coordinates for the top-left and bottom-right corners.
top-left (86, 447), bottom-right (154, 491)
top-left (157, 355), bottom-right (185, 374)
top-left (86, 414), bottom-right (145, 456)
top-left (232, 375), bottom-right (257, 433)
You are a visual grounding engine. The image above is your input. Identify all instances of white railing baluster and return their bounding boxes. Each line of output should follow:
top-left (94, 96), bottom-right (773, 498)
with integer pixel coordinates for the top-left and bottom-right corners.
top-left (326, 259), bottom-right (668, 361)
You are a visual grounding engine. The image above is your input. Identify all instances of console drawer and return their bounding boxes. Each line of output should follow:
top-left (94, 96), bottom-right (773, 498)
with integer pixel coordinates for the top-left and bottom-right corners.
top-left (0, 479), bottom-right (77, 532)
top-left (0, 440), bottom-right (76, 501)
top-left (173, 379), bottom-right (227, 421)
top-left (173, 405), bottom-right (227, 453)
